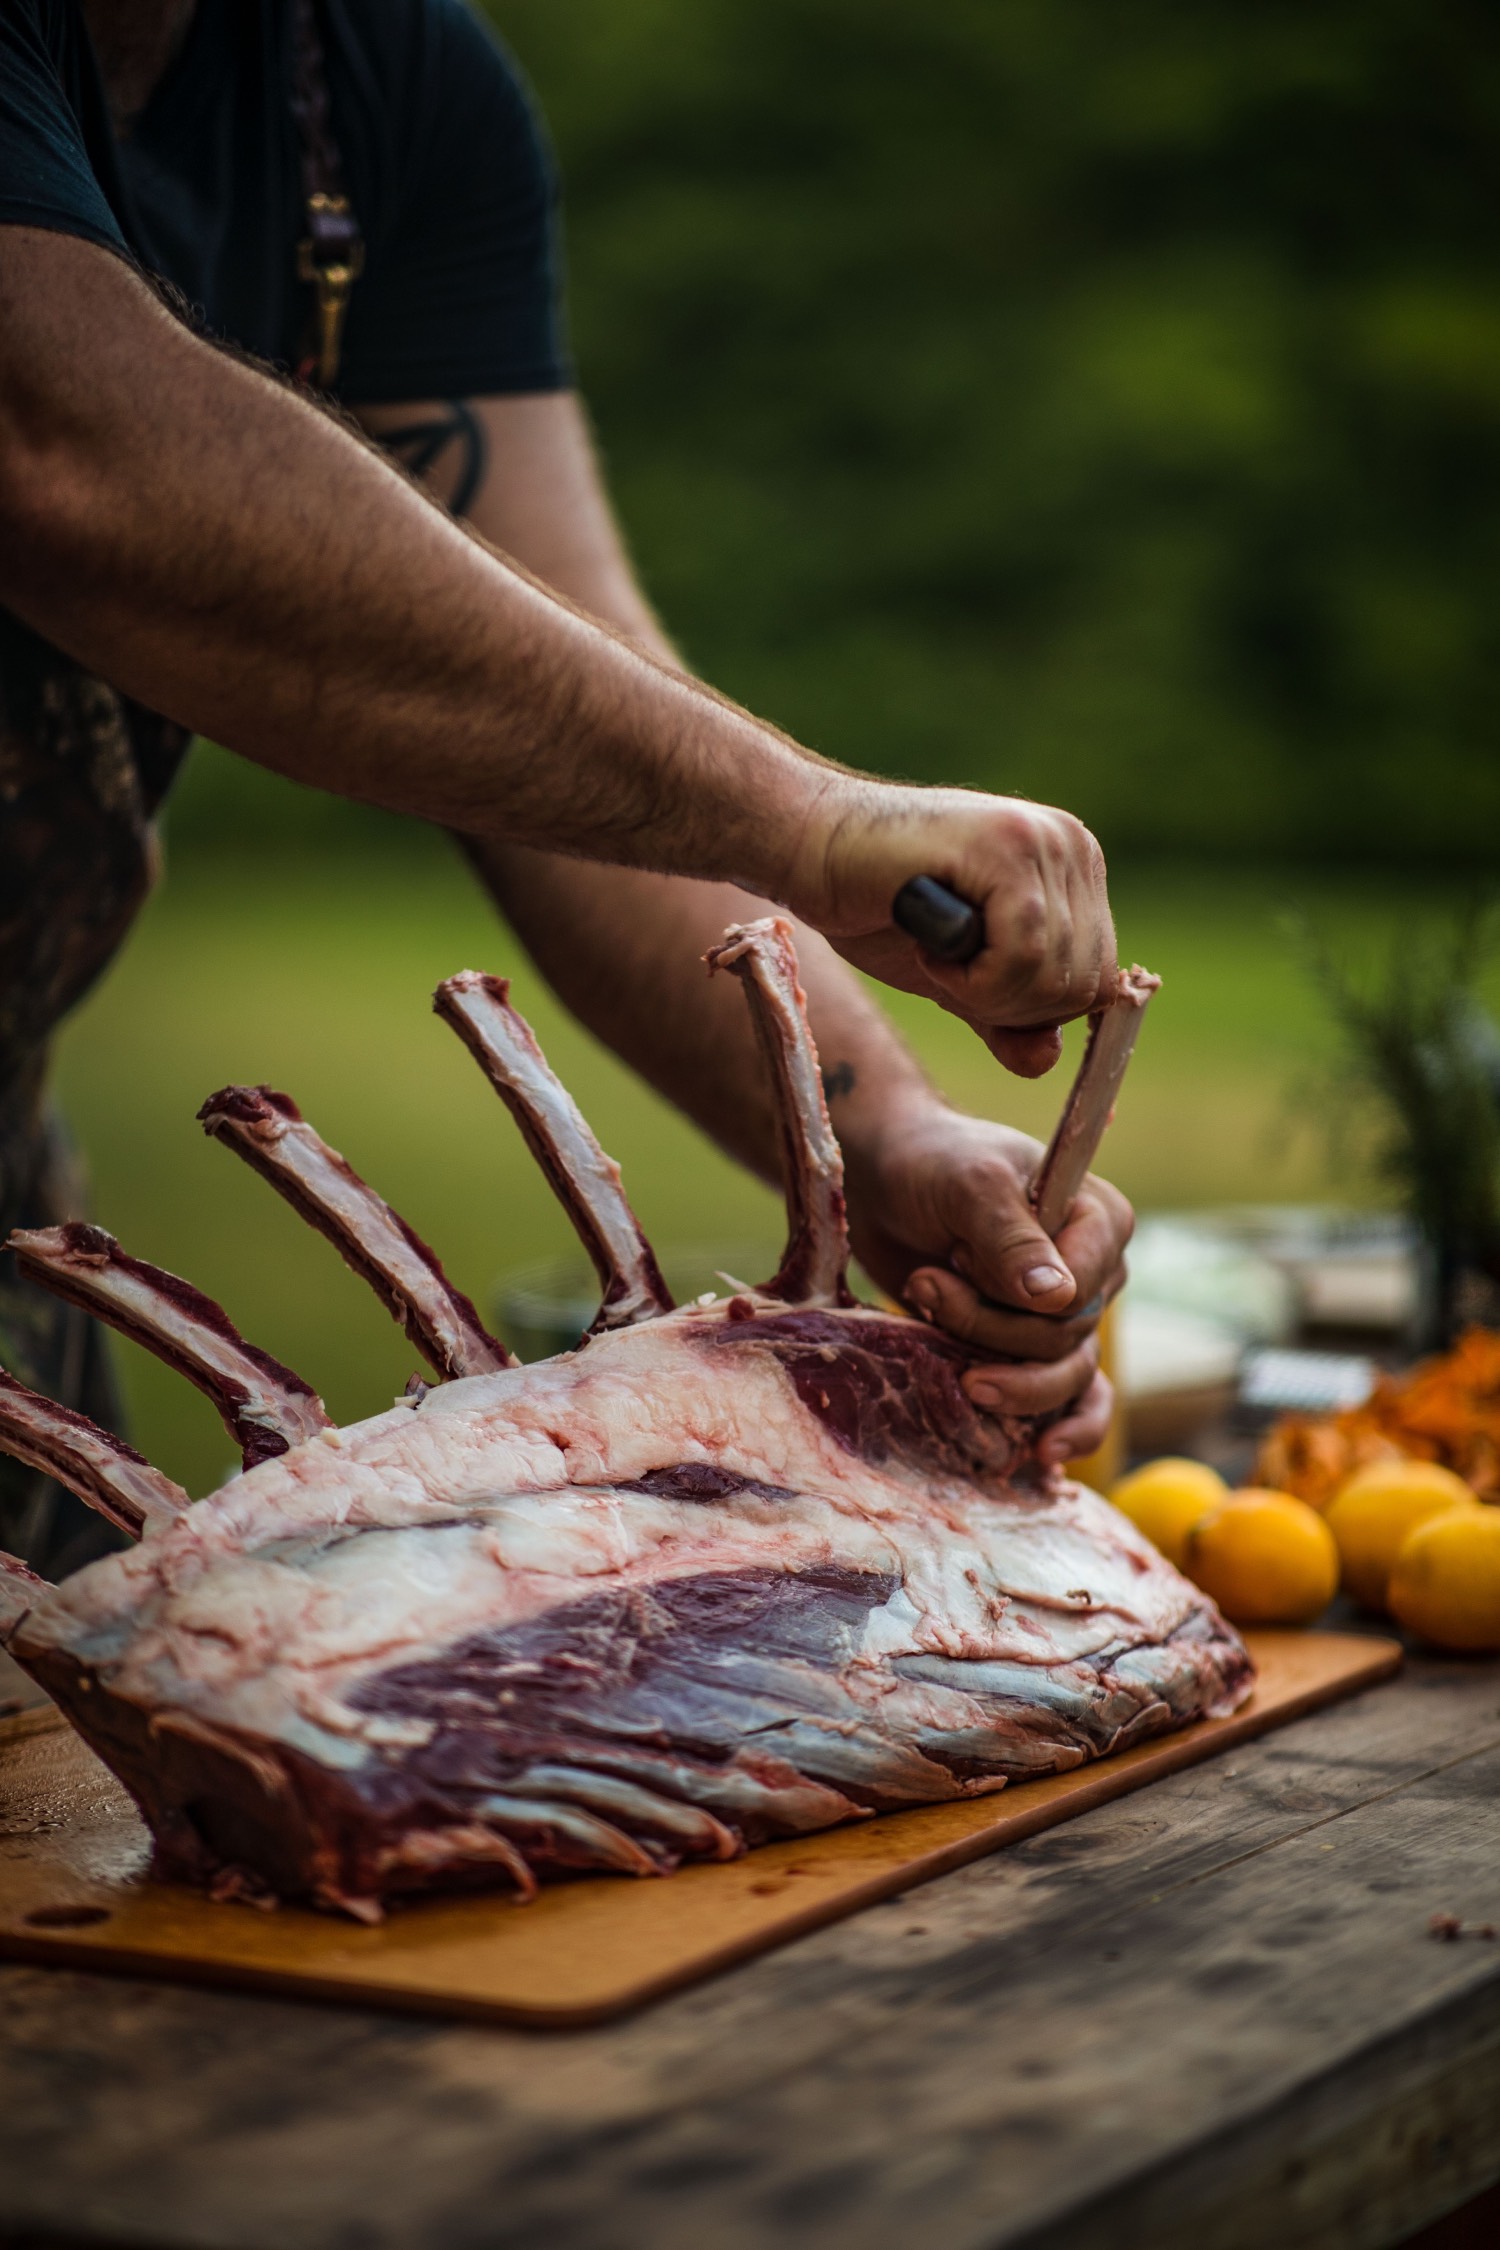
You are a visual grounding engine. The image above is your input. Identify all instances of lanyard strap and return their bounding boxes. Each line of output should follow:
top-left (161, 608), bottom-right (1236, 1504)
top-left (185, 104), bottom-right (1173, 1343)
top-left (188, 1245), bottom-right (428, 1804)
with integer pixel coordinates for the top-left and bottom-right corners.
top-left (290, 0), bottom-right (364, 390)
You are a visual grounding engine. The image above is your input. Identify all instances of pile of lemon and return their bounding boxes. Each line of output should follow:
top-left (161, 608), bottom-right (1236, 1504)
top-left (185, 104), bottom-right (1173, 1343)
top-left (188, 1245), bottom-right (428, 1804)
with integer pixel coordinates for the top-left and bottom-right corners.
top-left (1110, 1454), bottom-right (1500, 1650)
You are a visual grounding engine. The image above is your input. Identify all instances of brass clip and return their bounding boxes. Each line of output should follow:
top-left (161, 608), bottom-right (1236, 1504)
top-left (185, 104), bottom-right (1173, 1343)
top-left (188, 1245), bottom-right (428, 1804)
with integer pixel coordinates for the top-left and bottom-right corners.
top-left (297, 193), bottom-right (366, 389)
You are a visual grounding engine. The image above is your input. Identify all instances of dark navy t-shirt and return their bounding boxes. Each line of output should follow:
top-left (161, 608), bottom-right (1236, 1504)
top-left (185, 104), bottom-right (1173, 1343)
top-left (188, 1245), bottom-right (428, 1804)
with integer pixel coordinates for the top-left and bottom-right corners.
top-left (0, 0), bottom-right (570, 402)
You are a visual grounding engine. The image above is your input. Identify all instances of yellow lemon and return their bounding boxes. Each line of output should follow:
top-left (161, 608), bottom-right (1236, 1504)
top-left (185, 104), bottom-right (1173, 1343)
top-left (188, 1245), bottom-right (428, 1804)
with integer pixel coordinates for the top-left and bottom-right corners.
top-left (1325, 1459), bottom-right (1478, 1612)
top-left (1185, 1489), bottom-right (1339, 1626)
top-left (1110, 1457), bottom-right (1229, 1567)
top-left (1388, 1507), bottom-right (1500, 1652)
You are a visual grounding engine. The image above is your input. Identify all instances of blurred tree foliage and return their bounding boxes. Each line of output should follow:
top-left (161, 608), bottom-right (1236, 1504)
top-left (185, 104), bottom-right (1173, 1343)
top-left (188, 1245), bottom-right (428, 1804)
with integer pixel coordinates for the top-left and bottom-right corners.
top-left (505, 0), bottom-right (1500, 861)
top-left (177, 0), bottom-right (1500, 862)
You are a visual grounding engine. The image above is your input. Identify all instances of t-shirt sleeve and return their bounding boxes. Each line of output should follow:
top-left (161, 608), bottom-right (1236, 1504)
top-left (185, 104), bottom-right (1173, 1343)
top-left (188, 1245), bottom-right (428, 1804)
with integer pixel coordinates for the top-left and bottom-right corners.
top-left (0, 0), bottom-right (130, 256)
top-left (337, 0), bottom-right (571, 403)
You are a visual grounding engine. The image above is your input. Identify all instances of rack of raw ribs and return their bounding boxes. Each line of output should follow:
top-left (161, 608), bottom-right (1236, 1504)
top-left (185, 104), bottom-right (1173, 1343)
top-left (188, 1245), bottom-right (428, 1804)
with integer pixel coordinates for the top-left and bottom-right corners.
top-left (0, 921), bottom-right (1251, 1919)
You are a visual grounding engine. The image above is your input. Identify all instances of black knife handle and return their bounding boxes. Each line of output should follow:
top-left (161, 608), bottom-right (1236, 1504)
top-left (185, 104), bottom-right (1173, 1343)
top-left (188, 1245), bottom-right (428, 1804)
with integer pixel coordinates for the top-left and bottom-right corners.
top-left (892, 876), bottom-right (984, 964)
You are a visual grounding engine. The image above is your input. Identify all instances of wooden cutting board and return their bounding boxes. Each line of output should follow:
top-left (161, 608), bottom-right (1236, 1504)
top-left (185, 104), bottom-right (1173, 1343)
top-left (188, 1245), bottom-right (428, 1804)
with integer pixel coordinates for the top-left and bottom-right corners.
top-left (0, 1629), bottom-right (1399, 2027)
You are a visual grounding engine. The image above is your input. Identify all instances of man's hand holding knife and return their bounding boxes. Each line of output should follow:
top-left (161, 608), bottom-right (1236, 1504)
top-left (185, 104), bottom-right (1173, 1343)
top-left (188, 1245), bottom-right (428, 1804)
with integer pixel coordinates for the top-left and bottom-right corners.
top-left (764, 775), bottom-right (1138, 1468)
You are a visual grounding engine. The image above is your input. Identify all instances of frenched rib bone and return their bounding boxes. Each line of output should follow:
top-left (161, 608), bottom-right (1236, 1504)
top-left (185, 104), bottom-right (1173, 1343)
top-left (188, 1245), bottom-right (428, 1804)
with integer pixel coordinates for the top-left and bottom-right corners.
top-left (1029, 965), bottom-right (1161, 1237)
top-left (435, 973), bottom-right (673, 1330)
top-left (706, 918), bottom-right (853, 1308)
top-left (9, 1223), bottom-right (330, 1471)
top-left (0, 1369), bottom-right (187, 1538)
top-left (198, 1088), bottom-right (515, 1380)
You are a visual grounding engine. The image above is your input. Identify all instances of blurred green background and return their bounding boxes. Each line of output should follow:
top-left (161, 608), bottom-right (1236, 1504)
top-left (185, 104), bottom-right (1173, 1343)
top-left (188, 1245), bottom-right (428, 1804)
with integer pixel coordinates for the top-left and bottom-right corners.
top-left (46, 0), bottom-right (1500, 1488)
top-left (178, 0), bottom-right (1500, 864)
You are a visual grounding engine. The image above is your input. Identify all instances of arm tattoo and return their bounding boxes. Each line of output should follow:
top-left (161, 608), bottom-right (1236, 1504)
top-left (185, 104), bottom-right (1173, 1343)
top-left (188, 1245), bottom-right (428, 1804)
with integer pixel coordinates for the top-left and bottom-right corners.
top-left (377, 400), bottom-right (487, 518)
top-left (822, 1062), bottom-right (857, 1100)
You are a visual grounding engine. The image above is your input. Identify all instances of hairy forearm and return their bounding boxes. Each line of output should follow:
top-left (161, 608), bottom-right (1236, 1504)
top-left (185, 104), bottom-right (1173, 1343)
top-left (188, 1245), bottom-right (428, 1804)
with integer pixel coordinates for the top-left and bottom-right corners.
top-left (356, 392), bottom-right (681, 666)
top-left (426, 395), bottom-right (932, 1186)
top-left (471, 843), bottom-right (935, 1189)
top-left (0, 230), bottom-right (828, 891)
top-left (0, 231), bottom-right (1120, 1053)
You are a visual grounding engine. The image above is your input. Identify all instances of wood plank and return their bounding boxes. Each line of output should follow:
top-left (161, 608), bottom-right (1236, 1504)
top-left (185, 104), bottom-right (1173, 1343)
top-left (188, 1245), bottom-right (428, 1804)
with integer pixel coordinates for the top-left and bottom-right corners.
top-left (0, 1631), bottom-right (1397, 2025)
top-left (0, 1651), bottom-right (1496, 2250)
top-left (0, 1647), bottom-right (47, 1719)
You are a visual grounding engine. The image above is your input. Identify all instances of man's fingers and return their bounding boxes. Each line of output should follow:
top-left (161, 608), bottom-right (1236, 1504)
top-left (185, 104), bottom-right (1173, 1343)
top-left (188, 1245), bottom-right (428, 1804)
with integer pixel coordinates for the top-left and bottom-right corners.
top-left (1068, 824), bottom-right (1118, 1008)
top-left (904, 1265), bottom-right (1099, 1362)
top-left (983, 1024), bottom-right (1064, 1078)
top-left (810, 789), bottom-right (1116, 1042)
top-left (1036, 1373), bottom-right (1115, 1468)
top-left (1051, 1181), bottom-right (1134, 1307)
top-left (948, 1183), bottom-right (1082, 1316)
top-left (961, 1335), bottom-right (1101, 1420)
top-left (908, 1207), bottom-right (1076, 1326)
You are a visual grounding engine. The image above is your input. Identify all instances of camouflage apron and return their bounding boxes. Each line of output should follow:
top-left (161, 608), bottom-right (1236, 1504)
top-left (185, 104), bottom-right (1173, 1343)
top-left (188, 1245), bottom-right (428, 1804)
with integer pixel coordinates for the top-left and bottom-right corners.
top-left (0, 609), bottom-right (189, 1576)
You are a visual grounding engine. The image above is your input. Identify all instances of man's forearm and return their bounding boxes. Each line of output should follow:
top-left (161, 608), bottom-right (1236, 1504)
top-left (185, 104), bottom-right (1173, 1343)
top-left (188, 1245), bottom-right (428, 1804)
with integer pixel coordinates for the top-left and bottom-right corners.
top-left (0, 229), bottom-right (826, 891)
top-left (1, 229), bottom-right (1120, 1049)
top-left (438, 396), bottom-right (939, 1194)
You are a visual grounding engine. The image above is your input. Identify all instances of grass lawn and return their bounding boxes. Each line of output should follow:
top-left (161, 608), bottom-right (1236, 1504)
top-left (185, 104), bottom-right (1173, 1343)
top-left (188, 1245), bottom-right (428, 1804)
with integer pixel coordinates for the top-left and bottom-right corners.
top-left (48, 825), bottom-right (1475, 1496)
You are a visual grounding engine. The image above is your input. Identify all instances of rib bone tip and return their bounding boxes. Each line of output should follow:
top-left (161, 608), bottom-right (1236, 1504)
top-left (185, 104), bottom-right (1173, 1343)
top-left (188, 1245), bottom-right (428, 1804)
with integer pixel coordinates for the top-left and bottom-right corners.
top-left (1117, 964), bottom-right (1161, 1007)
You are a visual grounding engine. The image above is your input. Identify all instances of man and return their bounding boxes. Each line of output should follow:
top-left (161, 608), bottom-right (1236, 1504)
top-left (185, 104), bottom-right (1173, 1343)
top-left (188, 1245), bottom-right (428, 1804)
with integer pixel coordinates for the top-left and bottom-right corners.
top-left (0, 0), bottom-right (1132, 1576)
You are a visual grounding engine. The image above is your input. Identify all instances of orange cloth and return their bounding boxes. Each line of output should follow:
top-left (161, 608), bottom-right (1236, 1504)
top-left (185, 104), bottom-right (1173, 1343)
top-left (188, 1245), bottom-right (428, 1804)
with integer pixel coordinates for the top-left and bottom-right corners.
top-left (1258, 1328), bottom-right (1500, 1506)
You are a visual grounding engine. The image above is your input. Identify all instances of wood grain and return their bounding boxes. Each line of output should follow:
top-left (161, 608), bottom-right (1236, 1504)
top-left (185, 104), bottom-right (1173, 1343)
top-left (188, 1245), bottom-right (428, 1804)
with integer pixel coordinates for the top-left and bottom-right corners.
top-left (0, 1642), bottom-right (1497, 2250)
top-left (0, 1631), bottom-right (1396, 2025)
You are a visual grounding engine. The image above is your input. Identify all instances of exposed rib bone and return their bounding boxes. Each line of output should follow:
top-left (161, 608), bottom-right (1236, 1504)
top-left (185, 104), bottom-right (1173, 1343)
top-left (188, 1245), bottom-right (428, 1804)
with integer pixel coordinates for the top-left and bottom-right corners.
top-left (510, 1764), bottom-right (741, 1860)
top-left (1, 1547), bottom-right (50, 1639)
top-left (706, 918), bottom-right (854, 1308)
top-left (477, 1793), bottom-right (664, 1877)
top-left (435, 973), bottom-right (673, 1330)
top-left (0, 1370), bottom-right (188, 1538)
top-left (198, 1088), bottom-right (514, 1380)
top-left (9, 1224), bottom-right (330, 1471)
top-left (1029, 964), bottom-right (1161, 1238)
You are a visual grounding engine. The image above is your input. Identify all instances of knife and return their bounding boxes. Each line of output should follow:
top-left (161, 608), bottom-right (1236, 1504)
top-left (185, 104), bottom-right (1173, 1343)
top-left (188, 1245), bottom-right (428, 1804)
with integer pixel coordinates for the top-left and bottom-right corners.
top-left (891, 876), bottom-right (1159, 1237)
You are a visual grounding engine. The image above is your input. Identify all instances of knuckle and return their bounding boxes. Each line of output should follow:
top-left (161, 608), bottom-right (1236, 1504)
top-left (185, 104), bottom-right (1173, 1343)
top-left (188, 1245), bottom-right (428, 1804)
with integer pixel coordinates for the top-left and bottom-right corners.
top-left (1053, 962), bottom-right (1086, 1012)
top-left (972, 1157), bottom-right (1029, 1208)
top-left (929, 1272), bottom-right (984, 1342)
top-left (1010, 922), bottom-right (1050, 981)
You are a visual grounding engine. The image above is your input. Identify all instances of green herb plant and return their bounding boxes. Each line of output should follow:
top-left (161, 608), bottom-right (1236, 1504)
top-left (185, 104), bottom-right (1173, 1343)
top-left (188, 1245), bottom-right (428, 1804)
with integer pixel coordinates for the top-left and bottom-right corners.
top-left (1292, 902), bottom-right (1500, 1344)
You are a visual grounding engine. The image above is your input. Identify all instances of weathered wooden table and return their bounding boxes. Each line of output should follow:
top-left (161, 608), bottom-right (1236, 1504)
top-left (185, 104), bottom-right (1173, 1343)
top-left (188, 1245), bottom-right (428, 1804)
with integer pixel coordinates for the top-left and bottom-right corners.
top-left (1, 1642), bottom-right (1497, 2250)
